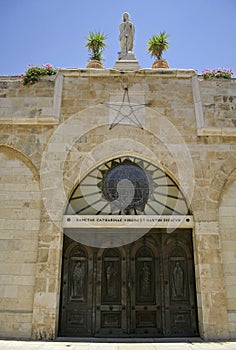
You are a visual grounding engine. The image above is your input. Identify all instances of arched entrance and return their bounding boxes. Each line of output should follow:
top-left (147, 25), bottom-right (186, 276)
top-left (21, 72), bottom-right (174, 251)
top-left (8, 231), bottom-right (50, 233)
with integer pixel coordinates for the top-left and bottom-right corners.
top-left (59, 156), bottom-right (198, 337)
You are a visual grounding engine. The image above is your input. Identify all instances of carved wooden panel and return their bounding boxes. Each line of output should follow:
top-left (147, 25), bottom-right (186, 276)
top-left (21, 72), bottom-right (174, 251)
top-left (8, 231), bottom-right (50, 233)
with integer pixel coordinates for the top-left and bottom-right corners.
top-left (101, 249), bottom-right (121, 304)
top-left (136, 247), bottom-right (155, 304)
top-left (163, 230), bottom-right (198, 336)
top-left (169, 247), bottom-right (188, 302)
top-left (66, 309), bottom-right (87, 326)
top-left (130, 234), bottom-right (162, 336)
top-left (101, 312), bottom-right (121, 328)
top-left (59, 230), bottom-right (198, 337)
top-left (59, 238), bottom-right (94, 336)
top-left (70, 248), bottom-right (87, 301)
top-left (95, 247), bottom-right (125, 336)
top-left (136, 311), bottom-right (157, 328)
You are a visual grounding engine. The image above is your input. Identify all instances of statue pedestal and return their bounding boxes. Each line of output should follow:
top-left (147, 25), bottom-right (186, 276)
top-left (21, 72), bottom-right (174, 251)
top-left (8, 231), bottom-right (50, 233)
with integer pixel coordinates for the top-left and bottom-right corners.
top-left (114, 52), bottom-right (141, 71)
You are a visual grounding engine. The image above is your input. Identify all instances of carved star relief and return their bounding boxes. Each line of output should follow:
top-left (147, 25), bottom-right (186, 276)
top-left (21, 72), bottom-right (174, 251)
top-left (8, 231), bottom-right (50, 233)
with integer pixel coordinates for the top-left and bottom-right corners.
top-left (102, 87), bottom-right (147, 130)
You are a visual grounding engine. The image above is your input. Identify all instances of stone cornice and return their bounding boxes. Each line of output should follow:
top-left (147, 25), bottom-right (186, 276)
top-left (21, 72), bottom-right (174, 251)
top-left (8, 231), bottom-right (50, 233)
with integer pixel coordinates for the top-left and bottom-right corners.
top-left (58, 68), bottom-right (197, 78)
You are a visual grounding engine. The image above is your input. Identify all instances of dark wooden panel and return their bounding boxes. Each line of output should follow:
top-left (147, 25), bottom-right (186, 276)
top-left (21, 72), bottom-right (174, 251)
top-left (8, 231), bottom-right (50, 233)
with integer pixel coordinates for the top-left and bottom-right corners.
top-left (59, 238), bottom-right (94, 336)
top-left (59, 230), bottom-right (198, 337)
top-left (101, 312), bottom-right (122, 328)
top-left (101, 249), bottom-right (122, 304)
top-left (162, 230), bottom-right (198, 337)
top-left (136, 311), bottom-right (157, 328)
top-left (95, 247), bottom-right (126, 336)
top-left (130, 234), bottom-right (163, 336)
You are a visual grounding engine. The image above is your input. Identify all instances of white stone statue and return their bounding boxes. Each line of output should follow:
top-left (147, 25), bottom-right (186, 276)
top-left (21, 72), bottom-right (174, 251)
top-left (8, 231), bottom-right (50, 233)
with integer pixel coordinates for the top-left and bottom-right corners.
top-left (119, 12), bottom-right (135, 57)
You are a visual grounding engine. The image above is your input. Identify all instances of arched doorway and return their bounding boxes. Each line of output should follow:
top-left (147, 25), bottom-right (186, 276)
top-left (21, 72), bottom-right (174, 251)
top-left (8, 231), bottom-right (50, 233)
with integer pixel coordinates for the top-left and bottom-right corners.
top-left (59, 156), bottom-right (198, 337)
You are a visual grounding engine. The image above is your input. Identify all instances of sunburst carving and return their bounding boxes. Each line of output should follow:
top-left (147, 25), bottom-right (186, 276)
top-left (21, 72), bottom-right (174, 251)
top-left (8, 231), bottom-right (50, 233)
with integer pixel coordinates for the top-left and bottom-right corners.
top-left (66, 156), bottom-right (190, 216)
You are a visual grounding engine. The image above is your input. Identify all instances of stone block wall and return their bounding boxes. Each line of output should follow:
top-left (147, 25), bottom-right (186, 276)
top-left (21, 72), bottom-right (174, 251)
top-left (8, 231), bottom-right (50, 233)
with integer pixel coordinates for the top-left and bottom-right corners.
top-left (219, 170), bottom-right (236, 338)
top-left (200, 79), bottom-right (236, 128)
top-left (0, 146), bottom-right (40, 338)
top-left (0, 75), bottom-right (60, 124)
top-left (0, 69), bottom-right (235, 340)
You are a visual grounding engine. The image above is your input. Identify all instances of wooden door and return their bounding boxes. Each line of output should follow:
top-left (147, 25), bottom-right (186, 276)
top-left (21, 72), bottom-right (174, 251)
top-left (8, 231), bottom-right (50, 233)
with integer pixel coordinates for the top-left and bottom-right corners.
top-left (162, 230), bottom-right (198, 336)
top-left (59, 240), bottom-right (94, 336)
top-left (59, 230), bottom-right (198, 337)
top-left (129, 234), bottom-right (162, 336)
top-left (95, 247), bottom-right (127, 336)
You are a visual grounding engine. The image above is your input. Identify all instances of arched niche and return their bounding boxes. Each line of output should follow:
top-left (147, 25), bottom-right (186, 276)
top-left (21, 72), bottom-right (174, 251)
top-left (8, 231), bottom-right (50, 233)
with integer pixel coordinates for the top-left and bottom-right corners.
top-left (65, 155), bottom-right (190, 216)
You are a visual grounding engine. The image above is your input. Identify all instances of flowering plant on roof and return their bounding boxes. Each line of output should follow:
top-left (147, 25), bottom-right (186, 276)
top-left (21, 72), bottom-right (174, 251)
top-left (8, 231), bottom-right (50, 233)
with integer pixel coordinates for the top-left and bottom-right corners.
top-left (20, 64), bottom-right (57, 85)
top-left (202, 68), bottom-right (234, 80)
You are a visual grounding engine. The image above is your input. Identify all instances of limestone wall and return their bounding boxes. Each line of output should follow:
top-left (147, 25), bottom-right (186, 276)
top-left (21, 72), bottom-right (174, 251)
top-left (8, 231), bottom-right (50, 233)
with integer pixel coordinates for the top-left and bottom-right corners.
top-left (0, 146), bottom-right (41, 338)
top-left (219, 170), bottom-right (236, 338)
top-left (0, 69), bottom-right (235, 340)
top-left (0, 75), bottom-right (61, 124)
top-left (200, 78), bottom-right (236, 128)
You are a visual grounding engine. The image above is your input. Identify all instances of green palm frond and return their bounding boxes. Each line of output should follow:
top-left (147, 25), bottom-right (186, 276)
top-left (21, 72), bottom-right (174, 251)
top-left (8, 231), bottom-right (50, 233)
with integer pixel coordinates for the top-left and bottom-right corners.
top-left (147, 31), bottom-right (169, 60)
top-left (85, 31), bottom-right (107, 61)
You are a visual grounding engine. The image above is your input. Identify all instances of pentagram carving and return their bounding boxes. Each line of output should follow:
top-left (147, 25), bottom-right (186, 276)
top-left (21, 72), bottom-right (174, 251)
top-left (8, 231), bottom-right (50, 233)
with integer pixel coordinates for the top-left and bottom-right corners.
top-left (102, 87), bottom-right (146, 129)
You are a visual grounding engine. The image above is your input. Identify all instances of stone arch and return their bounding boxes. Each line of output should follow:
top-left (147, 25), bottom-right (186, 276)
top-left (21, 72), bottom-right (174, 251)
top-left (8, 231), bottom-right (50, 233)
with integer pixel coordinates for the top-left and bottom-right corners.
top-left (209, 157), bottom-right (236, 205)
top-left (0, 144), bottom-right (39, 181)
top-left (40, 103), bottom-right (195, 229)
top-left (62, 123), bottom-right (194, 216)
top-left (191, 156), bottom-right (236, 223)
top-left (0, 144), bottom-right (41, 338)
top-left (65, 154), bottom-right (191, 217)
top-left (38, 103), bottom-right (196, 339)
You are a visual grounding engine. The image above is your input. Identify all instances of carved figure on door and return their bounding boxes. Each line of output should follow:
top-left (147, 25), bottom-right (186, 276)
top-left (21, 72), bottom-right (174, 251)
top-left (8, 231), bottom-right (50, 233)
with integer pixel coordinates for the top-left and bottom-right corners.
top-left (106, 263), bottom-right (117, 297)
top-left (141, 262), bottom-right (151, 297)
top-left (172, 262), bottom-right (184, 297)
top-left (72, 261), bottom-right (85, 298)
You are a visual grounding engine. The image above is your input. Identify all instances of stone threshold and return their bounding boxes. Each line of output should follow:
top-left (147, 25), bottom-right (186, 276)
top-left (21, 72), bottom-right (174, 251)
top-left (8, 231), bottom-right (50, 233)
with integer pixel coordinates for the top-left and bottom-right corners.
top-left (56, 337), bottom-right (203, 343)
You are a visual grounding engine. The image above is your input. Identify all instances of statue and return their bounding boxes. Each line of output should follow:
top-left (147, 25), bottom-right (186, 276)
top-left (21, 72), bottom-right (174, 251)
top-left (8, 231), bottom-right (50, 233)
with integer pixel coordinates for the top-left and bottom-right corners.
top-left (119, 12), bottom-right (135, 58)
top-left (114, 12), bottom-right (140, 70)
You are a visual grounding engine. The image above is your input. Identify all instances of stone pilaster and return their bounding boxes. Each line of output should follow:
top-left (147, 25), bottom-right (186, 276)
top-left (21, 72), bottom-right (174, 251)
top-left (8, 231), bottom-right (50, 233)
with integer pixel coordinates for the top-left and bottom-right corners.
top-left (194, 221), bottom-right (229, 339)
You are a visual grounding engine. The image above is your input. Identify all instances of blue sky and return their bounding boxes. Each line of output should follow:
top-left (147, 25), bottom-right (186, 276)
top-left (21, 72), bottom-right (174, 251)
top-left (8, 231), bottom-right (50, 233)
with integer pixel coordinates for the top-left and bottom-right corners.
top-left (1, 0), bottom-right (236, 76)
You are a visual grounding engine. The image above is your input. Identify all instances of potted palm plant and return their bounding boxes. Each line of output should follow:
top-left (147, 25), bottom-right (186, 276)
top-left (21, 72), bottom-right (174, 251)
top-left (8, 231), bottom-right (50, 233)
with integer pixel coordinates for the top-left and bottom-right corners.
top-left (85, 31), bottom-right (107, 68)
top-left (147, 31), bottom-right (170, 68)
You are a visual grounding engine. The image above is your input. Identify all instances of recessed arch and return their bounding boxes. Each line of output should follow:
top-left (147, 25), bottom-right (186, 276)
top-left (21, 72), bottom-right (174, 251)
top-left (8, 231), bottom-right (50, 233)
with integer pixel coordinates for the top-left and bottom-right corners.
top-left (0, 144), bottom-right (39, 181)
top-left (41, 103), bottom-right (195, 229)
top-left (66, 155), bottom-right (190, 216)
top-left (209, 157), bottom-right (236, 204)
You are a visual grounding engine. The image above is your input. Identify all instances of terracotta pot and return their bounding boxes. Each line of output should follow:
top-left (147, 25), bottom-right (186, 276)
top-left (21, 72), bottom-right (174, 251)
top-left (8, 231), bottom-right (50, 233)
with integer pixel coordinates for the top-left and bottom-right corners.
top-left (152, 59), bottom-right (169, 69)
top-left (86, 60), bottom-right (104, 68)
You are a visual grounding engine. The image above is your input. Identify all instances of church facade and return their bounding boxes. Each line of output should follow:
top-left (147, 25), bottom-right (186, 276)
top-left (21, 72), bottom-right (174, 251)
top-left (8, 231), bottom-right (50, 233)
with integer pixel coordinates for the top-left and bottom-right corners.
top-left (0, 67), bottom-right (236, 340)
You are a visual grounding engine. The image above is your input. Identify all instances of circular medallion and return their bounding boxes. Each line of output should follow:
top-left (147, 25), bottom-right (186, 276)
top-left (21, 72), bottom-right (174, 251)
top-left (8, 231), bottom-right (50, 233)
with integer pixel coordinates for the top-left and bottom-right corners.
top-left (102, 162), bottom-right (149, 212)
